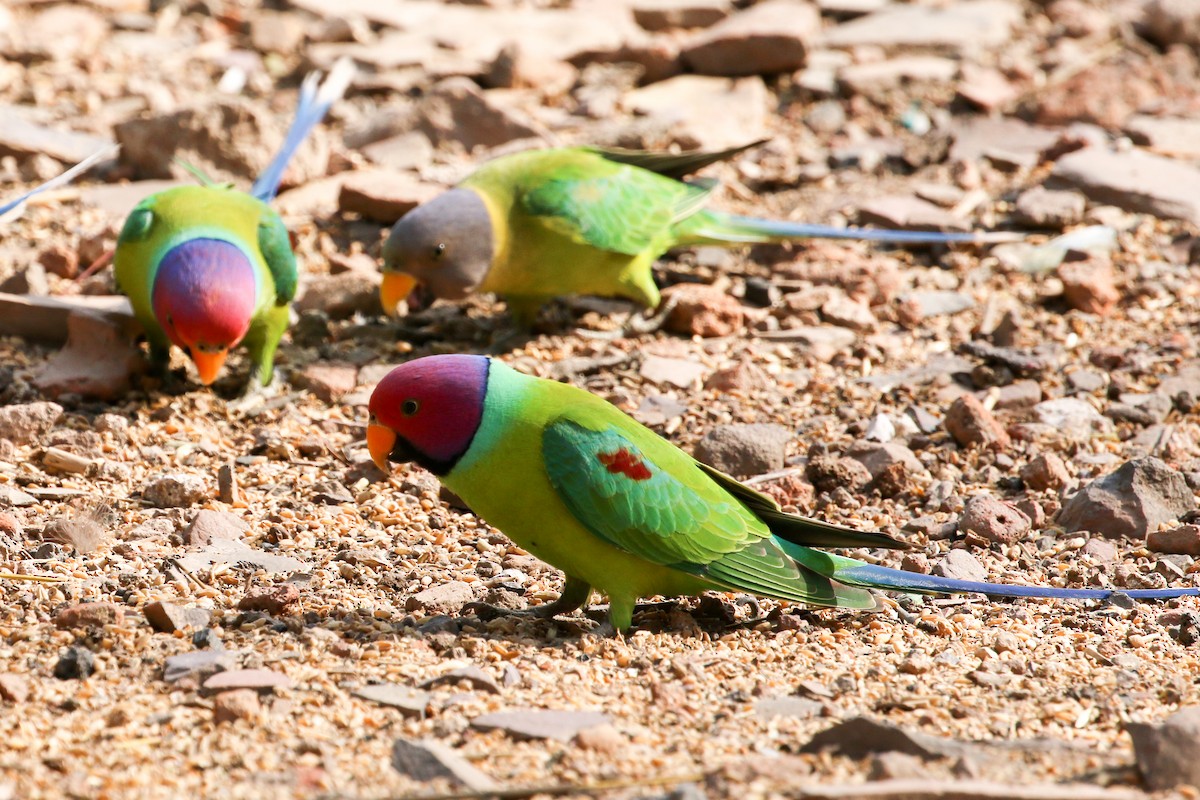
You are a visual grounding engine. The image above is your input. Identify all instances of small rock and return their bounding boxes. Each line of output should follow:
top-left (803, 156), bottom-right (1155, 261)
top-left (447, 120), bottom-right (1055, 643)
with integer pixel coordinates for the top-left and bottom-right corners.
top-left (391, 738), bottom-right (499, 791)
top-left (421, 665), bottom-right (502, 695)
top-left (845, 442), bottom-right (923, 480)
top-left (1128, 705), bottom-right (1200, 791)
top-left (0, 486), bottom-right (36, 508)
top-left (143, 473), bottom-right (208, 508)
top-left (1014, 186), bottom-right (1086, 229)
top-left (634, 0), bottom-right (730, 31)
top-left (218, 463), bottom-right (239, 505)
top-left (337, 170), bottom-right (441, 224)
top-left (694, 423), bottom-right (791, 478)
top-left (661, 284), bottom-right (744, 337)
top-left (897, 291), bottom-right (974, 324)
top-left (1021, 453), bottom-right (1070, 492)
top-left (183, 509), bottom-right (248, 546)
top-left (858, 196), bottom-right (969, 233)
top-left (213, 689), bottom-right (261, 724)
top-left (407, 581), bottom-right (474, 615)
top-left (574, 723), bottom-right (626, 754)
top-left (806, 455), bottom-right (872, 493)
top-left (55, 602), bottom-right (124, 629)
top-left (34, 311), bottom-right (144, 400)
top-left (754, 696), bottom-right (823, 720)
top-left (1053, 147), bottom-right (1200, 226)
top-left (163, 650), bottom-right (239, 683)
top-left (1058, 457), bottom-right (1196, 539)
top-left (419, 77), bottom-right (541, 152)
top-left (821, 294), bottom-right (876, 331)
top-left (639, 355), bottom-right (707, 388)
top-left (353, 684), bottom-right (431, 718)
top-left (54, 646), bottom-right (95, 680)
top-left (992, 379), bottom-right (1042, 410)
top-left (0, 263), bottom-right (49, 296)
top-left (174, 537), bottom-right (306, 575)
top-left (0, 673), bottom-right (29, 703)
top-left (1148, 525), bottom-right (1200, 557)
top-left (801, 715), bottom-right (975, 759)
top-left (1032, 398), bottom-right (1113, 439)
top-left (958, 495), bottom-right (1031, 545)
top-left (471, 709), bottom-right (610, 742)
top-left (1140, 0), bottom-right (1200, 48)
top-left (933, 549), bottom-right (987, 582)
top-left (868, 751), bottom-right (927, 780)
top-left (623, 74), bottom-right (767, 150)
top-left (1060, 257), bottom-right (1119, 316)
top-left (1080, 538), bottom-right (1118, 562)
top-left (312, 480), bottom-right (355, 505)
top-left (293, 362), bottom-right (358, 403)
top-left (144, 601), bottom-right (213, 633)
top-left (295, 272), bottom-right (382, 319)
top-left (945, 395), bottom-right (1010, 449)
top-left (704, 362), bottom-right (769, 393)
top-left (238, 584), bottom-right (300, 616)
top-left (681, 0), bottom-right (819, 76)
top-left (203, 668), bottom-right (292, 693)
top-left (0, 401), bottom-right (62, 445)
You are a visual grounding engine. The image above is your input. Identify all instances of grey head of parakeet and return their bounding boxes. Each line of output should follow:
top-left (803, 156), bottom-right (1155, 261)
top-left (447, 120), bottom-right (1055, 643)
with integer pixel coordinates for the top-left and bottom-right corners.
top-left (380, 188), bottom-right (495, 315)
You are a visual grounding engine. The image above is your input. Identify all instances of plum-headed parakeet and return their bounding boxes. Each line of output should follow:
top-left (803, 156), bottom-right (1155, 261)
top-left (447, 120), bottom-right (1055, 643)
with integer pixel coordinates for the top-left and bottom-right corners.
top-left (367, 355), bottom-right (1200, 632)
top-left (379, 145), bottom-right (1014, 324)
top-left (0, 146), bottom-right (117, 223)
top-left (113, 60), bottom-right (353, 390)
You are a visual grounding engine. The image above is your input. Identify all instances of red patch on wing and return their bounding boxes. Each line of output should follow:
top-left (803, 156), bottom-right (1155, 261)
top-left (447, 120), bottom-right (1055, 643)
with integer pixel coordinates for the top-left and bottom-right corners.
top-left (597, 448), bottom-right (653, 481)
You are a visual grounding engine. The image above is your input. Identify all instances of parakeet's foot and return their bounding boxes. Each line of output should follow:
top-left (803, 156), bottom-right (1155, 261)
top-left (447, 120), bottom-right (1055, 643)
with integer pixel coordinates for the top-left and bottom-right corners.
top-left (465, 576), bottom-right (593, 622)
top-left (574, 293), bottom-right (680, 340)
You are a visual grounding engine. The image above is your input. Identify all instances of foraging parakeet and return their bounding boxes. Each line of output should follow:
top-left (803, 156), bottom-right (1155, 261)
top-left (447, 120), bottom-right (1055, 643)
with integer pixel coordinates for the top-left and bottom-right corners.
top-left (380, 145), bottom-right (1013, 324)
top-left (113, 60), bottom-right (353, 390)
top-left (367, 355), bottom-right (1200, 632)
top-left (0, 146), bottom-right (117, 223)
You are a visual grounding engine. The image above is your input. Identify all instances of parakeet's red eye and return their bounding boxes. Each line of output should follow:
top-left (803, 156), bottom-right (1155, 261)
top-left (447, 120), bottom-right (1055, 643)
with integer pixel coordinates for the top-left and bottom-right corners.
top-left (402, 399), bottom-right (420, 416)
top-left (433, 243), bottom-right (446, 259)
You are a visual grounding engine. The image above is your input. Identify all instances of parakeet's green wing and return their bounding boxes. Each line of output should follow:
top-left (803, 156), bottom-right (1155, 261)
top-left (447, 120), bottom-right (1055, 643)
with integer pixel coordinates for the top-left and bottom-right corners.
top-left (519, 165), bottom-right (714, 256)
top-left (257, 209), bottom-right (298, 305)
top-left (542, 416), bottom-right (878, 608)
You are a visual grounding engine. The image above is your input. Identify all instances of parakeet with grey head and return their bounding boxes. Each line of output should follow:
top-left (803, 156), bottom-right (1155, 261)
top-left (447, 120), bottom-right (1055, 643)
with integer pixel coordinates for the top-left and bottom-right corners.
top-left (380, 144), bottom-right (1016, 325)
top-left (113, 60), bottom-right (353, 390)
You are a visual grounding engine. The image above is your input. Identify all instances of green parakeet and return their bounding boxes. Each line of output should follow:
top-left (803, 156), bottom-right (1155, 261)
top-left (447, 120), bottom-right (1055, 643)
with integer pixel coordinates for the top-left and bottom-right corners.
top-left (0, 146), bottom-right (116, 222)
top-left (113, 60), bottom-right (353, 390)
top-left (367, 355), bottom-right (1199, 632)
top-left (379, 145), bottom-right (1013, 324)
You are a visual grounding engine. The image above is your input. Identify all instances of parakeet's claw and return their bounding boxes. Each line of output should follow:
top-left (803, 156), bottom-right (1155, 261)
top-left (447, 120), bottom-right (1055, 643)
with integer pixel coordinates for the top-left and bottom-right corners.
top-left (465, 576), bottom-right (593, 623)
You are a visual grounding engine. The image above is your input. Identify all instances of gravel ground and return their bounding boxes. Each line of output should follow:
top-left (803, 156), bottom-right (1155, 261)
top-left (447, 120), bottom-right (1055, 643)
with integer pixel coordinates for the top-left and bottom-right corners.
top-left (3, 0), bottom-right (1200, 798)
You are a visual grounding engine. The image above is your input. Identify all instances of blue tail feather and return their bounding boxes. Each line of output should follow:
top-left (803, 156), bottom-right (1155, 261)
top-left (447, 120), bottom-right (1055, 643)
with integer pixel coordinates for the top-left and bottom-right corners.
top-left (0, 145), bottom-right (117, 219)
top-left (250, 58), bottom-right (355, 202)
top-left (693, 211), bottom-right (1022, 246)
top-left (836, 561), bottom-right (1200, 602)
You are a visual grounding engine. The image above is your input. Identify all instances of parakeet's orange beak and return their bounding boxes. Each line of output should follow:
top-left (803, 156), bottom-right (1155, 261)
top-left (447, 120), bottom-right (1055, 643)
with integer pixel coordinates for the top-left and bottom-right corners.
top-left (366, 422), bottom-right (397, 473)
top-left (189, 346), bottom-right (229, 385)
top-left (380, 272), bottom-right (417, 317)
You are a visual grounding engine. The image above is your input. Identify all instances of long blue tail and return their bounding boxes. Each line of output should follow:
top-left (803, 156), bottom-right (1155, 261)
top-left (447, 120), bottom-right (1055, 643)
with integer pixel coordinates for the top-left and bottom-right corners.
top-left (250, 58), bottom-right (355, 202)
top-left (834, 561), bottom-right (1200, 601)
top-left (0, 145), bottom-right (117, 220)
top-left (686, 210), bottom-right (1022, 246)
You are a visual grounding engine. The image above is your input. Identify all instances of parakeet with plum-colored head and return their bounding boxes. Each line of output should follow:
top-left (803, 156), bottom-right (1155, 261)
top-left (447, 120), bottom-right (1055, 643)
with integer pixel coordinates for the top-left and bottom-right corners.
top-left (379, 144), bottom-right (1016, 325)
top-left (367, 355), bottom-right (1200, 632)
top-left (113, 60), bottom-right (353, 390)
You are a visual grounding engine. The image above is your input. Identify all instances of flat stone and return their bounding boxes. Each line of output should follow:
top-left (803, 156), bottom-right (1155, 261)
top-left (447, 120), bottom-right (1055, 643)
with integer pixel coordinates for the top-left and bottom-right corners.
top-left (945, 395), bottom-right (1009, 449)
top-left (933, 549), bottom-right (987, 582)
top-left (337, 170), bottom-right (441, 224)
top-left (1014, 186), bottom-right (1087, 229)
top-left (949, 116), bottom-right (1059, 165)
top-left (421, 665), bottom-right (502, 695)
top-left (839, 56), bottom-right (958, 94)
top-left (1147, 525), bottom-right (1200, 557)
top-left (213, 689), bottom-right (261, 724)
top-left (824, 0), bottom-right (1021, 50)
top-left (471, 709), bottom-right (610, 742)
top-left (682, 0), bottom-right (819, 76)
top-left (807, 455), bottom-right (872, 493)
top-left (34, 308), bottom-right (143, 402)
top-left (0, 486), bottom-right (37, 508)
top-left (203, 668), bottom-right (292, 693)
top-left (237, 584), bottom-right (300, 616)
top-left (1058, 457), bottom-right (1196, 539)
top-left (353, 684), bottom-right (431, 718)
top-left (183, 509), bottom-right (249, 546)
top-left (821, 294), bottom-right (876, 331)
top-left (406, 580), bottom-right (474, 614)
top-left (661, 284), bottom-right (745, 337)
top-left (846, 442), bottom-right (923, 479)
top-left (1128, 706), bottom-right (1200, 791)
top-left (55, 602), bottom-right (124, 629)
top-left (857, 196), bottom-right (970, 232)
top-left (144, 601), bottom-right (213, 633)
top-left (633, 0), bottom-right (731, 32)
top-left (956, 65), bottom-right (1019, 112)
top-left (624, 74), bottom-right (767, 150)
top-left (959, 494), bottom-right (1031, 545)
top-left (0, 673), bottom-right (29, 703)
top-left (1060, 258), bottom-right (1119, 316)
top-left (419, 77), bottom-right (542, 152)
top-left (1053, 147), bottom-right (1200, 226)
top-left (1032, 398), bottom-right (1113, 440)
top-left (801, 716), bottom-right (976, 759)
top-left (174, 537), bottom-right (306, 575)
top-left (755, 696), bottom-right (823, 720)
top-left (755, 326), bottom-right (856, 362)
top-left (0, 106), bottom-right (116, 165)
top-left (362, 131), bottom-right (435, 172)
top-left (292, 362), bottom-right (359, 403)
top-left (163, 650), bottom-right (240, 683)
top-left (294, 272), bottom-right (382, 319)
top-left (391, 738), bottom-right (500, 791)
top-left (639, 355), bottom-right (708, 388)
top-left (1021, 453), bottom-right (1071, 492)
